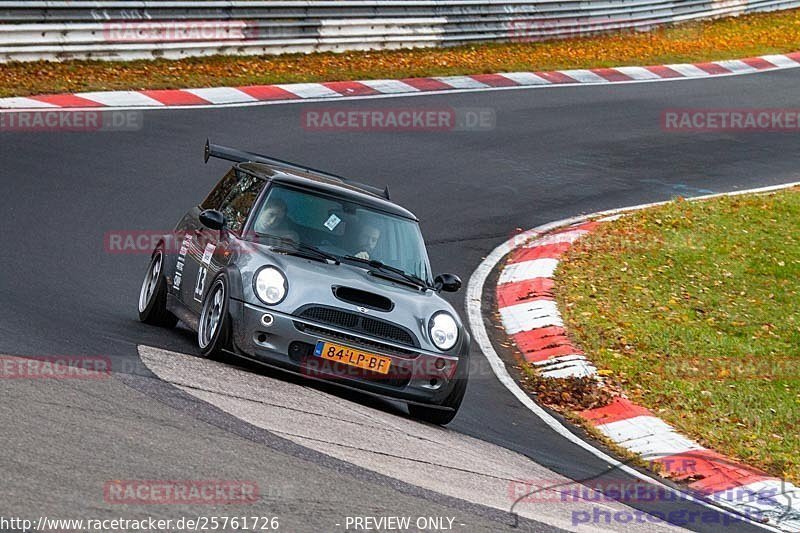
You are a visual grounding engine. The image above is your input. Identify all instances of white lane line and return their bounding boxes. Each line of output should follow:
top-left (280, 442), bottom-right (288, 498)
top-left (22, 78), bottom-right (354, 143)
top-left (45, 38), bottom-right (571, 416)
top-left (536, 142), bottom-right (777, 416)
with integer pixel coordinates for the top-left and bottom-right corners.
top-left (663, 64), bottom-right (710, 77)
top-left (499, 300), bottom-right (563, 334)
top-left (359, 79), bottom-right (420, 94)
top-left (466, 182), bottom-right (800, 533)
top-left (184, 87), bottom-right (258, 104)
top-left (497, 72), bottom-right (551, 85)
top-left (274, 83), bottom-right (342, 99)
top-left (433, 76), bottom-right (490, 89)
top-left (613, 66), bottom-right (663, 80)
top-left (78, 91), bottom-right (165, 107)
top-left (498, 258), bottom-right (559, 284)
top-left (559, 69), bottom-right (609, 84)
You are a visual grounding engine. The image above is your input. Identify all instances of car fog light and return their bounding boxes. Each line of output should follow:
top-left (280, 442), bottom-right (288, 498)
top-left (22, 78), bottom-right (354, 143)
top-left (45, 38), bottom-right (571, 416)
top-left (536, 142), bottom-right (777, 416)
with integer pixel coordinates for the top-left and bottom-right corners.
top-left (435, 358), bottom-right (446, 370)
top-left (261, 313), bottom-right (274, 327)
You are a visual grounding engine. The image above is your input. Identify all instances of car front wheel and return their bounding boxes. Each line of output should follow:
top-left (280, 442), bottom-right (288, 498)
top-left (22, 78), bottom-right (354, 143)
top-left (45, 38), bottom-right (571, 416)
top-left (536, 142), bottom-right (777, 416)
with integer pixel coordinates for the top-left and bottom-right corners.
top-left (197, 275), bottom-right (231, 359)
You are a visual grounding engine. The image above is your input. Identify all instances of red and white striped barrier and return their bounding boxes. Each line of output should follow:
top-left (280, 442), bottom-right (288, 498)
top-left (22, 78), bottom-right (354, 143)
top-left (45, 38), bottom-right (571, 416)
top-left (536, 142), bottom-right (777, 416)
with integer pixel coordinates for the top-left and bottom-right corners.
top-left (494, 217), bottom-right (800, 530)
top-left (2, 52), bottom-right (799, 111)
top-left (497, 222), bottom-right (599, 379)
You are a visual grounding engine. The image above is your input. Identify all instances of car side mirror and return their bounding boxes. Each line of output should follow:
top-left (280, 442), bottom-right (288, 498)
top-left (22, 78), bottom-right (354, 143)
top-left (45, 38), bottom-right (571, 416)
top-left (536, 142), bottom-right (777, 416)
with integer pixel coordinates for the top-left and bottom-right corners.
top-left (434, 273), bottom-right (462, 293)
top-left (199, 209), bottom-right (225, 231)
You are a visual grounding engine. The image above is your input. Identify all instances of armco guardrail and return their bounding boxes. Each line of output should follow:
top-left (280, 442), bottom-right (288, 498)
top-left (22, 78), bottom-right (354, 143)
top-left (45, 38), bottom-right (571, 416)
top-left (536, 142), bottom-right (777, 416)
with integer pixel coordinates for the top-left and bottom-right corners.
top-left (0, 0), bottom-right (798, 62)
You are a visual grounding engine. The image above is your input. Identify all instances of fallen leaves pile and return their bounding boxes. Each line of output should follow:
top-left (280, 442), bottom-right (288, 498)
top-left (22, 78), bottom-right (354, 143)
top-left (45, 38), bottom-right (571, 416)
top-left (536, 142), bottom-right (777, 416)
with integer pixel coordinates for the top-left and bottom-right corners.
top-left (522, 372), bottom-right (621, 412)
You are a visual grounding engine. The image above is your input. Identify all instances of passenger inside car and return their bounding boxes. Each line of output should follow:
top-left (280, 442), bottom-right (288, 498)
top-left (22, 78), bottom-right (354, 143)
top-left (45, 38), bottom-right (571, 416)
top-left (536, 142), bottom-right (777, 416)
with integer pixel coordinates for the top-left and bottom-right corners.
top-left (354, 225), bottom-right (381, 260)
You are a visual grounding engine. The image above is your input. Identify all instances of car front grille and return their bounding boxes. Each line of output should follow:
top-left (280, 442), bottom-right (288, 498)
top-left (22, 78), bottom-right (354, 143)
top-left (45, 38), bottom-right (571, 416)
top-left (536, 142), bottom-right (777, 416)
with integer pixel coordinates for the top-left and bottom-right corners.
top-left (298, 323), bottom-right (417, 357)
top-left (295, 305), bottom-right (417, 347)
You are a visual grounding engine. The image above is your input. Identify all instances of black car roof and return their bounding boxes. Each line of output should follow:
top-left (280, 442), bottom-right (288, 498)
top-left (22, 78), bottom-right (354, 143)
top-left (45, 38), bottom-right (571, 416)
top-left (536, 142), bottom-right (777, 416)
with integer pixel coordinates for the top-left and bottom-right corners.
top-left (237, 162), bottom-right (418, 221)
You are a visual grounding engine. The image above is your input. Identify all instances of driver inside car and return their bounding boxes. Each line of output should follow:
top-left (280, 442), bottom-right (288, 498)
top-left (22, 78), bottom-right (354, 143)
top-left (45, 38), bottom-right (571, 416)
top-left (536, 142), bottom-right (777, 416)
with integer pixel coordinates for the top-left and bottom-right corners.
top-left (253, 198), bottom-right (298, 242)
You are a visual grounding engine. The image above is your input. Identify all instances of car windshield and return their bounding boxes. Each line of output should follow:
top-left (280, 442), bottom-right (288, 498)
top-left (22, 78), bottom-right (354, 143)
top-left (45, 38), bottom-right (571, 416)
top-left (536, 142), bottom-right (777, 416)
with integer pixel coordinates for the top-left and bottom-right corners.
top-left (249, 184), bottom-right (433, 284)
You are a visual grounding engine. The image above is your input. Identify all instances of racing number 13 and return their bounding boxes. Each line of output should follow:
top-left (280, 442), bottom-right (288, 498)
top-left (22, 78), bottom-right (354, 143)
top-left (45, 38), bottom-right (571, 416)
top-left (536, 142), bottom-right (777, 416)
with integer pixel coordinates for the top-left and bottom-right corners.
top-left (194, 267), bottom-right (207, 302)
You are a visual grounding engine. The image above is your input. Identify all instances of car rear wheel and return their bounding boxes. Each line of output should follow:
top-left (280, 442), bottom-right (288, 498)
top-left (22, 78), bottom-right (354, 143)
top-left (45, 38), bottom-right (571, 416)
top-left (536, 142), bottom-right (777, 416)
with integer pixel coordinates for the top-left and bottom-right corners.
top-left (138, 248), bottom-right (178, 328)
top-left (408, 367), bottom-right (468, 425)
top-left (198, 275), bottom-right (231, 359)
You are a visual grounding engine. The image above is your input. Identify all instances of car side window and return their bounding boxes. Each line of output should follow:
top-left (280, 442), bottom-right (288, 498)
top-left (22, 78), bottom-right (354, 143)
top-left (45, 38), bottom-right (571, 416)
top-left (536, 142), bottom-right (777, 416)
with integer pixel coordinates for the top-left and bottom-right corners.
top-left (200, 168), bottom-right (238, 211)
top-left (219, 171), bottom-right (266, 235)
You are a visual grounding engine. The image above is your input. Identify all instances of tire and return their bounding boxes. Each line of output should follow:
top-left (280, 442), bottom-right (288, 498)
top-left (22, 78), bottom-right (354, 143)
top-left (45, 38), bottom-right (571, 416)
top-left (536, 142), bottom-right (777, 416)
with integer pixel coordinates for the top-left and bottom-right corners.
top-left (197, 274), bottom-right (232, 359)
top-left (138, 248), bottom-right (178, 328)
top-left (408, 362), bottom-right (469, 425)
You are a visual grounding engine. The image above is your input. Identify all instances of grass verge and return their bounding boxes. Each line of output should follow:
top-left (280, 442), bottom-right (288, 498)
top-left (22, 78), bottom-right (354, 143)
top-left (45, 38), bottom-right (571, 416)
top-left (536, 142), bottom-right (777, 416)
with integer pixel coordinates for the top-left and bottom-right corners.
top-left (2, 8), bottom-right (800, 97)
top-left (554, 187), bottom-right (800, 483)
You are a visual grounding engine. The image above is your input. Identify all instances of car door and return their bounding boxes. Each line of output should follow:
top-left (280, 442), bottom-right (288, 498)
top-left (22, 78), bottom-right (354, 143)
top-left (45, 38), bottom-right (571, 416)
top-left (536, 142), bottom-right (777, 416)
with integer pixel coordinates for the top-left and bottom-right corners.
top-left (182, 168), bottom-right (266, 314)
top-left (172, 168), bottom-right (236, 307)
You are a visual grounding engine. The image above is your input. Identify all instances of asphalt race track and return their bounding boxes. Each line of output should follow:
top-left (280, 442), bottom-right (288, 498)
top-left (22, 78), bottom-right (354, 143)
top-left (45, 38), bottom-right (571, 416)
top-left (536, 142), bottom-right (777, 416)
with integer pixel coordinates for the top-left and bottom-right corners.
top-left (2, 67), bottom-right (799, 532)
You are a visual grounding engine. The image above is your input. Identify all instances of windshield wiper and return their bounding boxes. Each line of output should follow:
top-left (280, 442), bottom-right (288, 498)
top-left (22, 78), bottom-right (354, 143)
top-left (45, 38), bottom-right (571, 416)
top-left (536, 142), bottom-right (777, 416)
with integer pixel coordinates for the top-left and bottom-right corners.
top-left (342, 255), bottom-right (431, 290)
top-left (258, 234), bottom-right (340, 264)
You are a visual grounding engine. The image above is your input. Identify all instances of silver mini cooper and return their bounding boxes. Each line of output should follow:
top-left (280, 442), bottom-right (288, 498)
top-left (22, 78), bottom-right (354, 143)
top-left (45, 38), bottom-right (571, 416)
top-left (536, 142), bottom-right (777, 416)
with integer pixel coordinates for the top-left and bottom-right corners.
top-left (138, 142), bottom-right (469, 424)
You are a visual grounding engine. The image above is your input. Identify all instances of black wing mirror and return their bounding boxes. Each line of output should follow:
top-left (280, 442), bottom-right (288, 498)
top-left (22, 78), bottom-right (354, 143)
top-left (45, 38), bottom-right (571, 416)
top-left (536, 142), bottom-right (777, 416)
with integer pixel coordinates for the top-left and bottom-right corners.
top-left (434, 273), bottom-right (462, 293)
top-left (199, 209), bottom-right (225, 231)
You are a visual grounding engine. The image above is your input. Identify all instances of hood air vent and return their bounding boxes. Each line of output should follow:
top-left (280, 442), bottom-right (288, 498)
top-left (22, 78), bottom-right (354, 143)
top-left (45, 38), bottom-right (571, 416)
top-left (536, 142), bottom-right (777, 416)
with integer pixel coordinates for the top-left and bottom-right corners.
top-left (332, 286), bottom-right (394, 312)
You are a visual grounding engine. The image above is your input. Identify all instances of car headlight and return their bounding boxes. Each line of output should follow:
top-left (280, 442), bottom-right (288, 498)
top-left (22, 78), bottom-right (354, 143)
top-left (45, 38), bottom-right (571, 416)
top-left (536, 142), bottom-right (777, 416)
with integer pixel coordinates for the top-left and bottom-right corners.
top-left (429, 311), bottom-right (458, 351)
top-left (254, 266), bottom-right (287, 305)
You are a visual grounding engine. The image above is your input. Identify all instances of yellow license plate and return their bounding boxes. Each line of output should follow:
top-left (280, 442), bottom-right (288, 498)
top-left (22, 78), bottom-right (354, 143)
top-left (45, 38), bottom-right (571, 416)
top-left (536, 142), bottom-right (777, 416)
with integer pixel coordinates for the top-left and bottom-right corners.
top-left (313, 341), bottom-right (391, 375)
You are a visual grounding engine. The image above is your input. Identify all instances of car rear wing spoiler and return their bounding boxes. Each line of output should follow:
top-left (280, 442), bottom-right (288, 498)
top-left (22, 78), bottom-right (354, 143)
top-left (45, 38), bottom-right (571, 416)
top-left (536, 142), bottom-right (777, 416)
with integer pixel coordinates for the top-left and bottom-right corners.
top-left (204, 139), bottom-right (390, 200)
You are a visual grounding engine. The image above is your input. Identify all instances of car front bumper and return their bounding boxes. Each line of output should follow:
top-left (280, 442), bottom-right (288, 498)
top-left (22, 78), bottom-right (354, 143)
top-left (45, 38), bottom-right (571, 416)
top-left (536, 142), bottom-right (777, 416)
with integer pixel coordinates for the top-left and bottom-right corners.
top-left (228, 299), bottom-right (464, 404)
